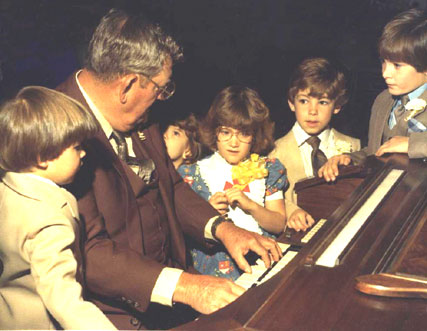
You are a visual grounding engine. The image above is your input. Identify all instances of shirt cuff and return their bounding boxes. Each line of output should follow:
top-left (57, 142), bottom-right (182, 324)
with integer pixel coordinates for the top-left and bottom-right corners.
top-left (204, 216), bottom-right (218, 241)
top-left (150, 267), bottom-right (183, 306)
top-left (265, 190), bottom-right (283, 201)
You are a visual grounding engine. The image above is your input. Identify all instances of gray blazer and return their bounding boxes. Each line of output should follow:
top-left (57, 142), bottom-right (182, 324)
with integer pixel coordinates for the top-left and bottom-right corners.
top-left (352, 89), bottom-right (427, 163)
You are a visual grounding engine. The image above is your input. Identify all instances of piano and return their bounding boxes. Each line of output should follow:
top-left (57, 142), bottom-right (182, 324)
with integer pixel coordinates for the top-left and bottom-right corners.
top-left (176, 154), bottom-right (427, 330)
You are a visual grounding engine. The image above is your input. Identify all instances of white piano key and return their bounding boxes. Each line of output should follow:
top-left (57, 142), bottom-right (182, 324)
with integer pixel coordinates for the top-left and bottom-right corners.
top-left (316, 169), bottom-right (404, 268)
top-left (301, 219), bottom-right (327, 243)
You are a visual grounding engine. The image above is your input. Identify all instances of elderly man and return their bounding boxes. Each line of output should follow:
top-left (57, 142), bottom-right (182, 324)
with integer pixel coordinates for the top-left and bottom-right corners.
top-left (57, 8), bottom-right (281, 329)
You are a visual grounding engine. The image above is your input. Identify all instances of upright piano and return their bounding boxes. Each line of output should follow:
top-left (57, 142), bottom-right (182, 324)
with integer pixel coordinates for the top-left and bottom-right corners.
top-left (177, 154), bottom-right (427, 330)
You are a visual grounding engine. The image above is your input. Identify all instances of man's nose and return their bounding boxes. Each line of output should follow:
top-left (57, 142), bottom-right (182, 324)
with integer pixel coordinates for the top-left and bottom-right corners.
top-left (80, 149), bottom-right (86, 159)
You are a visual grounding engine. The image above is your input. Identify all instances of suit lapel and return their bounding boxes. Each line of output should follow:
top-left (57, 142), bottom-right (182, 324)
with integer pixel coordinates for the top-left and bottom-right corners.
top-left (285, 132), bottom-right (307, 182)
top-left (375, 93), bottom-right (395, 150)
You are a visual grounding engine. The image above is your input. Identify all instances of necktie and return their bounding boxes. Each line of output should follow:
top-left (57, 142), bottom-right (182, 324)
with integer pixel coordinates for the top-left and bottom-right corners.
top-left (306, 136), bottom-right (328, 176)
top-left (393, 94), bottom-right (410, 123)
top-left (111, 130), bottom-right (156, 184)
top-left (111, 130), bottom-right (128, 161)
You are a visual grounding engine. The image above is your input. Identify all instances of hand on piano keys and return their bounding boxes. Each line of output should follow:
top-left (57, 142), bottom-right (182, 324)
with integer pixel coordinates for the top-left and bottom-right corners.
top-left (214, 221), bottom-right (283, 273)
top-left (286, 208), bottom-right (316, 232)
top-left (235, 242), bottom-right (298, 290)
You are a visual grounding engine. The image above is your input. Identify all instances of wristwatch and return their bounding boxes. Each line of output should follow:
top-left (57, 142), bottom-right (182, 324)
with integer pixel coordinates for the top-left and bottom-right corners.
top-left (211, 215), bottom-right (233, 241)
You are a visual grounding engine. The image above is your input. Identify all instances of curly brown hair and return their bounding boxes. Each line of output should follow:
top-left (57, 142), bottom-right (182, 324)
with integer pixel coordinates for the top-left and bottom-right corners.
top-left (200, 86), bottom-right (275, 155)
top-left (287, 57), bottom-right (348, 108)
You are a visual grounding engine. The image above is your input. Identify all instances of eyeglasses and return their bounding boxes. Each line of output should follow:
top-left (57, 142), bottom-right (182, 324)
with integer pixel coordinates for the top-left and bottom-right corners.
top-left (217, 127), bottom-right (253, 144)
top-left (139, 74), bottom-right (175, 100)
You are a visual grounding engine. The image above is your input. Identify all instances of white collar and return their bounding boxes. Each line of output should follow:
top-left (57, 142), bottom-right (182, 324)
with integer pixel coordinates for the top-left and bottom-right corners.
top-left (75, 70), bottom-right (114, 140)
top-left (292, 121), bottom-right (331, 147)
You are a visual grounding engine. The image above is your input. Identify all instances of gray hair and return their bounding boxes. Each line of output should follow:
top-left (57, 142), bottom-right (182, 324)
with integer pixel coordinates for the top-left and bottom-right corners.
top-left (86, 8), bottom-right (183, 82)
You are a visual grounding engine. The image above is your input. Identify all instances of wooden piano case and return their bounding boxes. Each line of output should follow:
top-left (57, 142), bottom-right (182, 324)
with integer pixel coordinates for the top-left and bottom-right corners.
top-left (176, 154), bottom-right (427, 331)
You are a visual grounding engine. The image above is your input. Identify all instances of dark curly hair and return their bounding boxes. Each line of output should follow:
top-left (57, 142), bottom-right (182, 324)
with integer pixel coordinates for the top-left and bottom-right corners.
top-left (200, 86), bottom-right (275, 155)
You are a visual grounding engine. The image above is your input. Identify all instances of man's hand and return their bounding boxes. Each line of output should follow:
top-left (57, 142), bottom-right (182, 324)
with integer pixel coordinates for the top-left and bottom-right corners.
top-left (375, 136), bottom-right (409, 157)
top-left (173, 272), bottom-right (245, 314)
top-left (318, 154), bottom-right (351, 182)
top-left (214, 222), bottom-right (282, 274)
top-left (287, 208), bottom-right (315, 232)
top-left (209, 192), bottom-right (229, 215)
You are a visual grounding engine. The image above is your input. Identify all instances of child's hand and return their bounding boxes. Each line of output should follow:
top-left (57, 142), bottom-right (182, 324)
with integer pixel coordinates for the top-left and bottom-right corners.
top-left (224, 187), bottom-right (255, 212)
top-left (375, 136), bottom-right (409, 156)
top-left (318, 154), bottom-right (351, 182)
top-left (287, 209), bottom-right (315, 232)
top-left (209, 192), bottom-right (229, 214)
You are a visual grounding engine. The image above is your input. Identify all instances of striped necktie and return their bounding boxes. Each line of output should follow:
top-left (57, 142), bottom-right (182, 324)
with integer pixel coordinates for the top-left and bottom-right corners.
top-left (111, 130), bottom-right (128, 161)
top-left (306, 136), bottom-right (328, 176)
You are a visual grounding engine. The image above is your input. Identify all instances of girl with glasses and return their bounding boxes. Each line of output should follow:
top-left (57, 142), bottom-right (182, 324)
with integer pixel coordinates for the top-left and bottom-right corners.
top-left (178, 86), bottom-right (288, 281)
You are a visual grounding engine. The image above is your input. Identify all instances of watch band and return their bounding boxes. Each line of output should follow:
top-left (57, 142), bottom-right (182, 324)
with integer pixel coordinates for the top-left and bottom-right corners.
top-left (211, 215), bottom-right (233, 241)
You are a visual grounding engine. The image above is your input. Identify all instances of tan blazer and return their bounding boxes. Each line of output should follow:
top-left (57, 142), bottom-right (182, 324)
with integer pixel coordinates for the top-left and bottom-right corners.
top-left (0, 172), bottom-right (115, 330)
top-left (269, 128), bottom-right (361, 216)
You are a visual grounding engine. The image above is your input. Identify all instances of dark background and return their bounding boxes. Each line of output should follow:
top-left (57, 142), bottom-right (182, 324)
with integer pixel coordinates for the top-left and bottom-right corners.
top-left (1, 0), bottom-right (426, 145)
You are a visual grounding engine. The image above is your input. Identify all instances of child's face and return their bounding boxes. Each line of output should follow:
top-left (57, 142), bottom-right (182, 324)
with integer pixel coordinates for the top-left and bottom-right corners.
top-left (382, 60), bottom-right (427, 96)
top-left (45, 143), bottom-right (86, 185)
top-left (216, 126), bottom-right (252, 165)
top-left (163, 125), bottom-right (190, 167)
top-left (289, 89), bottom-right (341, 136)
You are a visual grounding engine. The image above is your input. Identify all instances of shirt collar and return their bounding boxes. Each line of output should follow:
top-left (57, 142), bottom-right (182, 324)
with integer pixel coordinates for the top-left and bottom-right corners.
top-left (75, 70), bottom-right (114, 140)
top-left (408, 83), bottom-right (427, 101)
top-left (292, 121), bottom-right (331, 147)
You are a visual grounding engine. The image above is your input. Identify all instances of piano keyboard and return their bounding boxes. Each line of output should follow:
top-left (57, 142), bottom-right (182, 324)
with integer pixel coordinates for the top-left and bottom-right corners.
top-left (301, 218), bottom-right (327, 243)
top-left (316, 169), bottom-right (404, 268)
top-left (235, 243), bottom-right (298, 290)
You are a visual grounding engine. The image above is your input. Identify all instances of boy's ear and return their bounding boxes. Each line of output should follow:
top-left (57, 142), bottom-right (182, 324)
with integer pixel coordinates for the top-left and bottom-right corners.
top-left (119, 74), bottom-right (139, 104)
top-left (288, 99), bottom-right (296, 112)
top-left (36, 159), bottom-right (49, 170)
top-left (333, 107), bottom-right (341, 115)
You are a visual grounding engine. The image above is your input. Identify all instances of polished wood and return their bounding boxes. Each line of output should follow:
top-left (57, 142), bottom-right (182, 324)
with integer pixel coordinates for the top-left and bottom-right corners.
top-left (176, 154), bottom-right (427, 331)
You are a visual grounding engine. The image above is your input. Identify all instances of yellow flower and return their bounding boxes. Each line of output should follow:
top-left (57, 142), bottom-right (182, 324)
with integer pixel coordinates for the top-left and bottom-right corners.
top-left (231, 153), bottom-right (268, 190)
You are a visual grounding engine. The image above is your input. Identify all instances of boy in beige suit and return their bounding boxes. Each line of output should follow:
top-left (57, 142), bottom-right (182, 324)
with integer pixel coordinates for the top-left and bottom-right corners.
top-left (270, 58), bottom-right (360, 231)
top-left (0, 87), bottom-right (116, 330)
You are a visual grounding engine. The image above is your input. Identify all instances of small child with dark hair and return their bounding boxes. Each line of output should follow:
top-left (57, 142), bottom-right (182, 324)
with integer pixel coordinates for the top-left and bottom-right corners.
top-left (321, 8), bottom-right (427, 181)
top-left (270, 57), bottom-right (360, 232)
top-left (179, 86), bottom-right (287, 280)
top-left (163, 113), bottom-right (202, 169)
top-left (0, 86), bottom-right (116, 330)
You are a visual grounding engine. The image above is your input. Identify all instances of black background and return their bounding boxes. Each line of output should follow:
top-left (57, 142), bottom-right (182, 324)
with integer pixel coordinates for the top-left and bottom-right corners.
top-left (1, 0), bottom-right (426, 145)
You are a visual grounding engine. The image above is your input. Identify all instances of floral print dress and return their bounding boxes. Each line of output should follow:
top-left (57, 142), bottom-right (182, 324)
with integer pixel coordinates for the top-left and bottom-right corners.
top-left (178, 152), bottom-right (288, 280)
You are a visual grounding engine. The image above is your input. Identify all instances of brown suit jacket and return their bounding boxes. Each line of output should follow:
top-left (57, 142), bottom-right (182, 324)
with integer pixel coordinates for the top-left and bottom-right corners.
top-left (57, 74), bottom-right (218, 326)
top-left (352, 88), bottom-right (427, 163)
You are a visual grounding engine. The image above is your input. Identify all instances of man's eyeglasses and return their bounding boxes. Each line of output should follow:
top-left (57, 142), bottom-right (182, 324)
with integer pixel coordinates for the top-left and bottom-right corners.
top-left (217, 127), bottom-right (253, 144)
top-left (139, 74), bottom-right (175, 100)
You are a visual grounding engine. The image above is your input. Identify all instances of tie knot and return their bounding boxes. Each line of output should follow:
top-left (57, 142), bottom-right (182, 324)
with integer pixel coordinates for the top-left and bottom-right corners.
top-left (111, 130), bottom-right (128, 161)
top-left (111, 130), bottom-right (126, 145)
top-left (400, 94), bottom-right (410, 106)
top-left (306, 136), bottom-right (321, 149)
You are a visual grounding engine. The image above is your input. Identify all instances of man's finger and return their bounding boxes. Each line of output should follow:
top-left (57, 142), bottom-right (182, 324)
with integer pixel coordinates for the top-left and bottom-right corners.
top-left (233, 253), bottom-right (252, 274)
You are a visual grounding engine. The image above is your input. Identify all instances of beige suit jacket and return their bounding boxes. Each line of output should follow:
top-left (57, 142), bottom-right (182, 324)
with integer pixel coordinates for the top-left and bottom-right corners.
top-left (0, 172), bottom-right (115, 330)
top-left (269, 128), bottom-right (361, 216)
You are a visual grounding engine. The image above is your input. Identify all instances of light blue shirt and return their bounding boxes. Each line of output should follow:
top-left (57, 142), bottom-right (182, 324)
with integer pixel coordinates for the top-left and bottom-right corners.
top-left (389, 83), bottom-right (427, 128)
